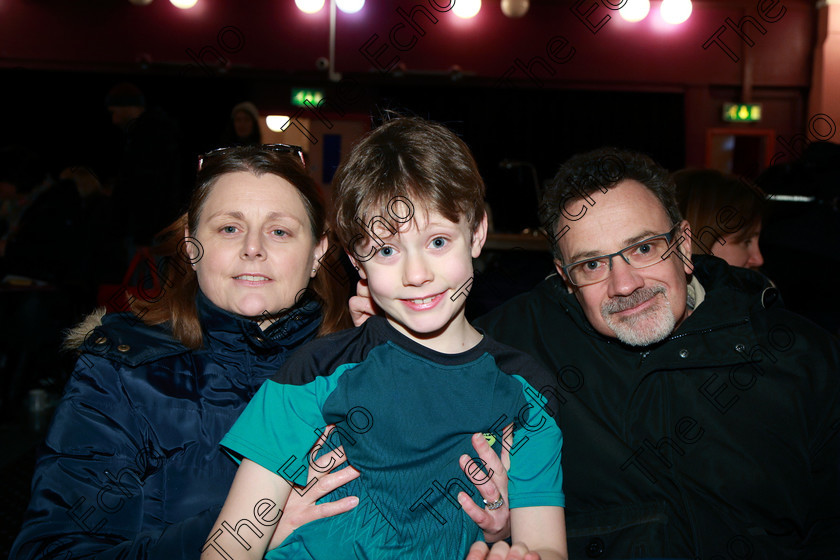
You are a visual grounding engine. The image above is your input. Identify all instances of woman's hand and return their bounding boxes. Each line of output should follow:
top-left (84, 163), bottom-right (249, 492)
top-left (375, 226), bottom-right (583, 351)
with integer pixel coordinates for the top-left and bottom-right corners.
top-left (349, 279), bottom-right (378, 327)
top-left (269, 426), bottom-right (361, 549)
top-left (465, 541), bottom-right (542, 560)
top-left (458, 428), bottom-right (513, 543)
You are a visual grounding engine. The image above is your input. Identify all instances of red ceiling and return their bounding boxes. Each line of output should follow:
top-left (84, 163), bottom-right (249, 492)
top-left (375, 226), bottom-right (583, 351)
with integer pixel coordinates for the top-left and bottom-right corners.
top-left (0, 0), bottom-right (814, 88)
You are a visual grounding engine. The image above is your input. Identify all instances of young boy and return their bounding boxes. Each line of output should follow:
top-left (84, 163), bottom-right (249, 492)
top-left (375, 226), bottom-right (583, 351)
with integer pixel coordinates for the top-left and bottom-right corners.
top-left (203, 117), bottom-right (567, 560)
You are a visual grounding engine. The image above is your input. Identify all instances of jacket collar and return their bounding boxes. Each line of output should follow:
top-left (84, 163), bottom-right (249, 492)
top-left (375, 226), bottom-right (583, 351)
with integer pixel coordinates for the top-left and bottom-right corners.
top-left (196, 290), bottom-right (322, 354)
top-left (677, 255), bottom-right (777, 333)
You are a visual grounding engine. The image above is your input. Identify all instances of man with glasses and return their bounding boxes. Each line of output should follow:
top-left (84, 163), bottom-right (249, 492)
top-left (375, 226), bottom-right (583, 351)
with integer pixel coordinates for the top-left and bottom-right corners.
top-left (471, 147), bottom-right (840, 558)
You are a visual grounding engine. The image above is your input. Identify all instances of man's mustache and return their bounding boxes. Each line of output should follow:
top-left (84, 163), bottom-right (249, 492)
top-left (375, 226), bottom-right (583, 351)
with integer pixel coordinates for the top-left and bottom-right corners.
top-left (602, 285), bottom-right (666, 315)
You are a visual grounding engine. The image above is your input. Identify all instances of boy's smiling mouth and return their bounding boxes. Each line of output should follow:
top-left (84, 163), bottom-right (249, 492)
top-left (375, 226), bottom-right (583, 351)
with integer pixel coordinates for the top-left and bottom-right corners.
top-left (400, 291), bottom-right (445, 310)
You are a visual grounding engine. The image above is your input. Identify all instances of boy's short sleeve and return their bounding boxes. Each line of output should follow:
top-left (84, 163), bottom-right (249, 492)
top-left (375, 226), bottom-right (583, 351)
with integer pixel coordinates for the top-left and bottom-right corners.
top-left (220, 369), bottom-right (347, 487)
top-left (507, 376), bottom-right (565, 509)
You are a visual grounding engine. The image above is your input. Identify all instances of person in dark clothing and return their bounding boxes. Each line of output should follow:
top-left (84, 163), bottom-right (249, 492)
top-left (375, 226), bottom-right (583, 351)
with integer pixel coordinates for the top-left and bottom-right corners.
top-left (350, 147), bottom-right (840, 559)
top-left (220, 101), bottom-right (263, 147)
top-left (3, 164), bottom-right (121, 299)
top-left (0, 147), bottom-right (51, 259)
top-left (0, 153), bottom-right (90, 419)
top-left (10, 145), bottom-right (355, 559)
top-left (481, 148), bottom-right (840, 559)
top-left (4, 175), bottom-right (84, 287)
top-left (756, 141), bottom-right (840, 336)
top-left (106, 82), bottom-right (183, 252)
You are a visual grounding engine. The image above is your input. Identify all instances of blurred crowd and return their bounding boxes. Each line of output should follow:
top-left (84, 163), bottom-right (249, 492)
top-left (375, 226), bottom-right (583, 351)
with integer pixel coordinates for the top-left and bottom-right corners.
top-left (0, 83), bottom-right (266, 416)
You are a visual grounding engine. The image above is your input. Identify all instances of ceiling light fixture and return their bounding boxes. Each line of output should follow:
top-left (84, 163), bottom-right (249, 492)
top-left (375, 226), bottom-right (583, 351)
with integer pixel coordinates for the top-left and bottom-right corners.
top-left (661, 0), bottom-right (692, 24)
top-left (453, 0), bottom-right (481, 19)
top-left (619, 0), bottom-right (650, 22)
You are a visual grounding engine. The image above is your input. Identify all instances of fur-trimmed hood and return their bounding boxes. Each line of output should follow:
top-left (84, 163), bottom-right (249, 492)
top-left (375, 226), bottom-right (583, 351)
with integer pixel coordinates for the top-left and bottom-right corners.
top-left (63, 307), bottom-right (107, 351)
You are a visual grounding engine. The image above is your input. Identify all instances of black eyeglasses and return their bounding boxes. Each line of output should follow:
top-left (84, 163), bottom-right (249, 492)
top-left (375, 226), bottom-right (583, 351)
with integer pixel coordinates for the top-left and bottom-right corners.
top-left (561, 224), bottom-right (681, 287)
top-left (197, 143), bottom-right (305, 171)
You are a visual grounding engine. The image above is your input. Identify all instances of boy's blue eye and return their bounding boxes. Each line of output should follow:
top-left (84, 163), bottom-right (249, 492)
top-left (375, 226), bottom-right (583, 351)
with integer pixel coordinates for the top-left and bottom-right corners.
top-left (431, 237), bottom-right (446, 248)
top-left (378, 246), bottom-right (394, 257)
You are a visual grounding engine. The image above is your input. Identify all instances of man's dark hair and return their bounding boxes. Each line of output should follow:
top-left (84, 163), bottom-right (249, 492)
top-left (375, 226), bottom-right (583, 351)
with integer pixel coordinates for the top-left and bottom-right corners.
top-left (540, 147), bottom-right (681, 261)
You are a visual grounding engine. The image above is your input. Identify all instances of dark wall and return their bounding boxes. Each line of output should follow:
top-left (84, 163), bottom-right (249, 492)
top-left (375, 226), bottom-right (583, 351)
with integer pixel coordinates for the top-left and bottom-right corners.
top-left (0, 68), bottom-right (683, 230)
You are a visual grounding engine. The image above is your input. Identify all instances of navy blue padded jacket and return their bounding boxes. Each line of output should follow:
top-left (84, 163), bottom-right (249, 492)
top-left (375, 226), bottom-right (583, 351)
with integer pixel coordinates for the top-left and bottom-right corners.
top-left (11, 291), bottom-right (321, 559)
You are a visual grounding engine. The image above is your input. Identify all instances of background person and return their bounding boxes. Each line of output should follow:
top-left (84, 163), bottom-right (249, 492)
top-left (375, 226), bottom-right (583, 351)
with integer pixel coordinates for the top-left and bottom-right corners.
top-left (106, 82), bottom-right (183, 258)
top-left (221, 101), bottom-right (262, 147)
top-left (755, 141), bottom-right (840, 336)
top-left (0, 151), bottom-right (92, 420)
top-left (673, 168), bottom-right (765, 270)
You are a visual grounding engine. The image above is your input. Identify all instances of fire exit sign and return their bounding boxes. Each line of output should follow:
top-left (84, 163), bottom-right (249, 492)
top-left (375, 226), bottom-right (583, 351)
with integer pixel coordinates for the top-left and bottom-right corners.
top-left (723, 103), bottom-right (762, 122)
top-left (291, 88), bottom-right (325, 107)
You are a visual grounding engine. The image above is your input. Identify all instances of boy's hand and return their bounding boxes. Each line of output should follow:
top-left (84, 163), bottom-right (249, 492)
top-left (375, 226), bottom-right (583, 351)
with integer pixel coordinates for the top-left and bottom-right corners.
top-left (269, 426), bottom-right (360, 548)
top-left (458, 428), bottom-right (513, 543)
top-left (349, 279), bottom-right (379, 327)
top-left (465, 541), bottom-right (541, 560)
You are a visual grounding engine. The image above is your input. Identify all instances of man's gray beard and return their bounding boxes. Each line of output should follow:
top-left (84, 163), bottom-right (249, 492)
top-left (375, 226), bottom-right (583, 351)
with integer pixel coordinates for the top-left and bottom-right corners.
top-left (601, 285), bottom-right (676, 347)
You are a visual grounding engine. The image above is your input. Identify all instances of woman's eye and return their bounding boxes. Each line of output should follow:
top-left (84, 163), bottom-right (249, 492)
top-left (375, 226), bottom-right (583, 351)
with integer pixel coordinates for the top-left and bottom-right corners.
top-left (221, 226), bottom-right (237, 234)
top-left (430, 237), bottom-right (447, 249)
top-left (272, 229), bottom-right (288, 237)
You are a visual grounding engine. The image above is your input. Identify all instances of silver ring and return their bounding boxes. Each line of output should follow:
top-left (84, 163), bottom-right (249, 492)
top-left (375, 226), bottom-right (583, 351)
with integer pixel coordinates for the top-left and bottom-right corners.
top-left (483, 496), bottom-right (504, 510)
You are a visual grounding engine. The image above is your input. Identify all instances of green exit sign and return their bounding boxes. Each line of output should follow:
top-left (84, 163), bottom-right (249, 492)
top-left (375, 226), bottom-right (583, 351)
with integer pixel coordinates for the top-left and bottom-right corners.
top-left (291, 88), bottom-right (325, 107)
top-left (723, 103), bottom-right (762, 122)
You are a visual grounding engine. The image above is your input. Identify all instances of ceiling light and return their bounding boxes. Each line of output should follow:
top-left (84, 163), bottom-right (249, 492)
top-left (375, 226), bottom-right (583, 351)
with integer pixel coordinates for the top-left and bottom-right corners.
top-left (453, 0), bottom-right (481, 19)
top-left (266, 115), bottom-right (291, 132)
top-left (336, 0), bottom-right (364, 14)
top-left (295, 0), bottom-right (326, 14)
top-left (661, 0), bottom-right (692, 24)
top-left (619, 0), bottom-right (650, 22)
top-left (500, 0), bottom-right (528, 18)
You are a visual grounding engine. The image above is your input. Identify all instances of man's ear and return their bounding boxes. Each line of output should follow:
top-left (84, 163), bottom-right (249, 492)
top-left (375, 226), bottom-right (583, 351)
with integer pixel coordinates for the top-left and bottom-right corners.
top-left (677, 220), bottom-right (693, 275)
top-left (553, 259), bottom-right (575, 294)
top-left (310, 236), bottom-right (329, 278)
top-left (470, 212), bottom-right (489, 259)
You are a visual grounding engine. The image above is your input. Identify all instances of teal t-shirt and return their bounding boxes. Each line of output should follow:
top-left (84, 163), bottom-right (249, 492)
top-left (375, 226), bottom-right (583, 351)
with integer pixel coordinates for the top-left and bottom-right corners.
top-left (221, 316), bottom-right (564, 559)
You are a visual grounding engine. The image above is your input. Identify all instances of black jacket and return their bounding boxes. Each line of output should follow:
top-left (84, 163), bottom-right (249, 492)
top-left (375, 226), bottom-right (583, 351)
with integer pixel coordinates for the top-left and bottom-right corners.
top-left (11, 291), bottom-right (321, 559)
top-left (475, 256), bottom-right (840, 559)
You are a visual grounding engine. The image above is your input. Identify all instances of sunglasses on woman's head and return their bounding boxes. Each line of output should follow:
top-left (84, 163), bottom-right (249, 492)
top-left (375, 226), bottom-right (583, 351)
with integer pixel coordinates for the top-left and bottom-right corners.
top-left (197, 144), bottom-right (305, 171)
